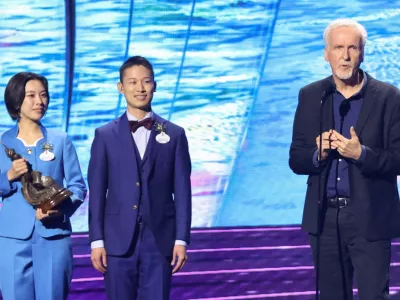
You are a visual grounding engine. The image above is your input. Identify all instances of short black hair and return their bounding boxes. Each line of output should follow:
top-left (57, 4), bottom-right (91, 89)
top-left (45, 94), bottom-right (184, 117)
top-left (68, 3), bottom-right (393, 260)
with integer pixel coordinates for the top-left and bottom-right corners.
top-left (4, 72), bottom-right (50, 121)
top-left (119, 56), bottom-right (154, 82)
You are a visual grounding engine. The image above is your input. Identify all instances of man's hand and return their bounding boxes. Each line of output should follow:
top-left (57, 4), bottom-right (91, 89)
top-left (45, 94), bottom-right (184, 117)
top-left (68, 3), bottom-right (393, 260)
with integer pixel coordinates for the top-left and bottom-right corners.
top-left (7, 158), bottom-right (29, 181)
top-left (36, 208), bottom-right (62, 221)
top-left (331, 126), bottom-right (362, 160)
top-left (91, 247), bottom-right (107, 273)
top-left (171, 245), bottom-right (187, 274)
top-left (316, 130), bottom-right (337, 161)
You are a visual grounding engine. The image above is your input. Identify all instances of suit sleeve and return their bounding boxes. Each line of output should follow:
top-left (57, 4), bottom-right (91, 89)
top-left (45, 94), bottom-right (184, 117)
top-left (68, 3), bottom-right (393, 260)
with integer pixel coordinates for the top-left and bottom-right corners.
top-left (358, 95), bottom-right (400, 176)
top-left (61, 134), bottom-right (87, 218)
top-left (0, 171), bottom-right (17, 199)
top-left (289, 88), bottom-right (321, 175)
top-left (174, 128), bottom-right (192, 244)
top-left (88, 129), bottom-right (108, 242)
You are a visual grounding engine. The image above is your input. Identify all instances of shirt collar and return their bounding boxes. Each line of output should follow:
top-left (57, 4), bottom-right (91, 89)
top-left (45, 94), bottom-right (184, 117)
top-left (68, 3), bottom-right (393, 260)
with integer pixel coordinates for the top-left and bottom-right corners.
top-left (333, 70), bottom-right (367, 99)
top-left (126, 110), bottom-right (153, 121)
top-left (358, 69), bottom-right (368, 97)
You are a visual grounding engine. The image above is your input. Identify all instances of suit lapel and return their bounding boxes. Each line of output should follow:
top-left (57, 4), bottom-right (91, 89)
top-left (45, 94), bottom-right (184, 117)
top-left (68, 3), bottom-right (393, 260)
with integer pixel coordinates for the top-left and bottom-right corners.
top-left (321, 78), bottom-right (334, 132)
top-left (141, 113), bottom-right (163, 170)
top-left (141, 129), bottom-right (156, 165)
top-left (355, 74), bottom-right (376, 136)
top-left (115, 113), bottom-right (139, 180)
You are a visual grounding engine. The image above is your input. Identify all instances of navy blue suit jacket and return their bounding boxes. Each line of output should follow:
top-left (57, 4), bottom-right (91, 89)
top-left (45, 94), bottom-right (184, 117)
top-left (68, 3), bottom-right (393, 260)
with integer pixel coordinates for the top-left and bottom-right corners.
top-left (88, 113), bottom-right (192, 256)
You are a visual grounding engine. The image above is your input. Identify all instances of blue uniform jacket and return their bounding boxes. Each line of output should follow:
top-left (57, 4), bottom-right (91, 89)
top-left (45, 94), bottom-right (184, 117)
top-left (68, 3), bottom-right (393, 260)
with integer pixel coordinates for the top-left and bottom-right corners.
top-left (0, 124), bottom-right (87, 239)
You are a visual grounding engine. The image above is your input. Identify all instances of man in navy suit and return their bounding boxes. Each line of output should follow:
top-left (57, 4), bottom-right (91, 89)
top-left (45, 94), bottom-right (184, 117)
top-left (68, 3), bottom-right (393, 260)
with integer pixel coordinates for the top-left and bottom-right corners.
top-left (289, 19), bottom-right (400, 299)
top-left (88, 56), bottom-right (192, 300)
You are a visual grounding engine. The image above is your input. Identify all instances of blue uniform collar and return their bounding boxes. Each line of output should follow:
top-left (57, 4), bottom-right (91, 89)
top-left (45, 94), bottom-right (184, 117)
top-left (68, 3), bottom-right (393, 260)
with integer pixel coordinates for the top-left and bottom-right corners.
top-left (8, 123), bottom-right (48, 141)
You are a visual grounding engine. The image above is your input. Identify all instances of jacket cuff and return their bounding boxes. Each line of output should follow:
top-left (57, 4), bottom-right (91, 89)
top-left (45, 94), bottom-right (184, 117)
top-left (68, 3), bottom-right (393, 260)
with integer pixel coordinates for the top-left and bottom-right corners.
top-left (0, 171), bottom-right (17, 197)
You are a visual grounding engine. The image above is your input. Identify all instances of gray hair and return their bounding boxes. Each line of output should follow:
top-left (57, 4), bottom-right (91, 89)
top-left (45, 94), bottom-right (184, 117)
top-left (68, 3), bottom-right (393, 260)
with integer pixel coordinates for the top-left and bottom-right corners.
top-left (323, 18), bottom-right (367, 49)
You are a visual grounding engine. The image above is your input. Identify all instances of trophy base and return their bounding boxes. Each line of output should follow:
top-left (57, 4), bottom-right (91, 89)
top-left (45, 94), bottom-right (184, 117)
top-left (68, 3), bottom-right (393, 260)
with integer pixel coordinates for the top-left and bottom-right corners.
top-left (38, 188), bottom-right (73, 213)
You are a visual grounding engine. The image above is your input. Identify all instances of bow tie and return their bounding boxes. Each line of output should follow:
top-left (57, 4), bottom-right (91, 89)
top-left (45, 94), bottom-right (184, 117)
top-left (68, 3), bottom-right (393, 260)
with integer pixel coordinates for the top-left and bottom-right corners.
top-left (129, 118), bottom-right (153, 133)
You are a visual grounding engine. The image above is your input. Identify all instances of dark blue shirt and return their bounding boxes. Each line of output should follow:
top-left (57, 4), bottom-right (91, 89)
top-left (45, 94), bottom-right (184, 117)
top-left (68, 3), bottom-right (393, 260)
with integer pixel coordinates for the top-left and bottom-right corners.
top-left (326, 72), bottom-right (367, 198)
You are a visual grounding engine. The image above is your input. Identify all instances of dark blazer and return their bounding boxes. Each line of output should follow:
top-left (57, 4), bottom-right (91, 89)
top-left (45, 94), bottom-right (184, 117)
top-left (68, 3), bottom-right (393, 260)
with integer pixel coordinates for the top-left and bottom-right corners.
top-left (88, 113), bottom-right (192, 257)
top-left (289, 73), bottom-right (400, 240)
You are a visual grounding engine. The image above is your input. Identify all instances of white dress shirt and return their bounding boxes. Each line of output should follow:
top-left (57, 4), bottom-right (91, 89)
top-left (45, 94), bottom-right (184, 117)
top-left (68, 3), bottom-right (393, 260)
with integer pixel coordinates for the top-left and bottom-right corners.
top-left (91, 111), bottom-right (186, 249)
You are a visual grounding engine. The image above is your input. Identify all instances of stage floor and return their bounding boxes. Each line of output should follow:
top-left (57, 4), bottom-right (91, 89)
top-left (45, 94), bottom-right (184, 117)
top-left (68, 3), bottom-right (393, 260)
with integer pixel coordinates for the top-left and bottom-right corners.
top-left (69, 227), bottom-right (400, 299)
top-left (2, 226), bottom-right (400, 299)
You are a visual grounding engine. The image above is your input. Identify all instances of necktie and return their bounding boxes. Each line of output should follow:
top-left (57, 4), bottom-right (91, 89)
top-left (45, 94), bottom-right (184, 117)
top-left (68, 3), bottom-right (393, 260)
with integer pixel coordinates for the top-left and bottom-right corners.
top-left (129, 118), bottom-right (153, 133)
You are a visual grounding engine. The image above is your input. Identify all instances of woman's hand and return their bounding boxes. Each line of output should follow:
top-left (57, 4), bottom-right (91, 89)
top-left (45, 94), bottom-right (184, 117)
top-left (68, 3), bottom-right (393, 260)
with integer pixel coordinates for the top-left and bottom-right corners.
top-left (7, 158), bottom-right (29, 181)
top-left (36, 208), bottom-right (62, 221)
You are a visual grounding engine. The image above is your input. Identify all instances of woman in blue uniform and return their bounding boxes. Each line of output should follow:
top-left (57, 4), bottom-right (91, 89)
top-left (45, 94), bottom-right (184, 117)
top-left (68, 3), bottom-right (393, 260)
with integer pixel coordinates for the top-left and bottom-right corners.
top-left (0, 72), bottom-right (87, 300)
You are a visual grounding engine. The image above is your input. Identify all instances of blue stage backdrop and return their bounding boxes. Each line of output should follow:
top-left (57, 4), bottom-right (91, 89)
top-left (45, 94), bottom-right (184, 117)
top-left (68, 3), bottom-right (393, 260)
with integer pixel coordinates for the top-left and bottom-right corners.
top-left (1, 0), bottom-right (400, 232)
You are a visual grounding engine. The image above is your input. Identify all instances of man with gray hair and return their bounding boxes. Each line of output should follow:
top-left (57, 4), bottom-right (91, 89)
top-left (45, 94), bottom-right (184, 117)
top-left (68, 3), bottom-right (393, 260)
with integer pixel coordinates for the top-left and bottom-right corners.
top-left (289, 18), bottom-right (400, 299)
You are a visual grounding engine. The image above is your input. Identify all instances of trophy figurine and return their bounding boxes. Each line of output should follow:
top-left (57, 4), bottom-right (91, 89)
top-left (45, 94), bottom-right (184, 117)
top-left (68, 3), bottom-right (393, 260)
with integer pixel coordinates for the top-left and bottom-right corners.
top-left (1, 142), bottom-right (72, 213)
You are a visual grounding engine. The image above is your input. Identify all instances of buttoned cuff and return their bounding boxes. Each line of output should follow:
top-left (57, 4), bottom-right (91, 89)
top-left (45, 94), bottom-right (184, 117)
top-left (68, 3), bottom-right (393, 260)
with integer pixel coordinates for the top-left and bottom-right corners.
top-left (353, 145), bottom-right (367, 164)
top-left (175, 240), bottom-right (187, 246)
top-left (312, 149), bottom-right (319, 167)
top-left (91, 240), bottom-right (105, 249)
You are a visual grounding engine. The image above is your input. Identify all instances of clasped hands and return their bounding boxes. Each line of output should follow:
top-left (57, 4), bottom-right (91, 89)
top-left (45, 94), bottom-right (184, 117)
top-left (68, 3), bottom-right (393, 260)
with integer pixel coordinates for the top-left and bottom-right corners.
top-left (316, 126), bottom-right (362, 161)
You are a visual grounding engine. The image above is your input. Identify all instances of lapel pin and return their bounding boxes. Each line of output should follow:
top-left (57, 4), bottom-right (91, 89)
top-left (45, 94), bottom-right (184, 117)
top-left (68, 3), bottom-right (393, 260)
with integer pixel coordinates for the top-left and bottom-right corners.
top-left (154, 122), bottom-right (170, 144)
top-left (39, 141), bottom-right (55, 161)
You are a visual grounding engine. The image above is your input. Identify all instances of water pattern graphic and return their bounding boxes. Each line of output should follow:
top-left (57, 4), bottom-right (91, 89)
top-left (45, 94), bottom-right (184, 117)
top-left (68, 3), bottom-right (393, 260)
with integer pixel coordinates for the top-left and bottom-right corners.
top-left (1, 0), bottom-right (400, 232)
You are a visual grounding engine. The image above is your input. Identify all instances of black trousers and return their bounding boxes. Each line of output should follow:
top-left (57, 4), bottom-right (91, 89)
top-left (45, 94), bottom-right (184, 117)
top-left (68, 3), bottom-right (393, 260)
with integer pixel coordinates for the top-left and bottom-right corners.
top-left (309, 207), bottom-right (391, 300)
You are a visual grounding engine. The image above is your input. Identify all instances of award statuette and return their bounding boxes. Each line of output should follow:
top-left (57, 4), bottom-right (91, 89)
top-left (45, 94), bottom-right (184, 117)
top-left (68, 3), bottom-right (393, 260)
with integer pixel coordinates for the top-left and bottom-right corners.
top-left (0, 142), bottom-right (72, 213)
